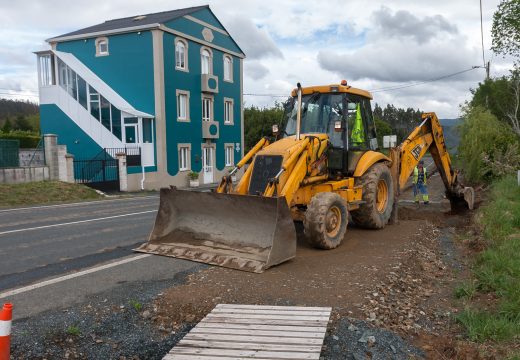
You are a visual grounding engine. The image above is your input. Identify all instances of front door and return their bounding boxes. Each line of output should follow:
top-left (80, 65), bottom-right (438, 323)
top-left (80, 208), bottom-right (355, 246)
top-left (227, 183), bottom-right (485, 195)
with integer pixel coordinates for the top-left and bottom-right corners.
top-left (202, 147), bottom-right (214, 184)
top-left (124, 124), bottom-right (138, 144)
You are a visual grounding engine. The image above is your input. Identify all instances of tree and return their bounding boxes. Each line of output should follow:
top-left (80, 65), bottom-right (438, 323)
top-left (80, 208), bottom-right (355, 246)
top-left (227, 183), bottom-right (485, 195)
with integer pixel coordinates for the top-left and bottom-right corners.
top-left (1, 118), bottom-right (12, 133)
top-left (244, 103), bottom-right (284, 151)
top-left (470, 71), bottom-right (520, 136)
top-left (491, 0), bottom-right (520, 59)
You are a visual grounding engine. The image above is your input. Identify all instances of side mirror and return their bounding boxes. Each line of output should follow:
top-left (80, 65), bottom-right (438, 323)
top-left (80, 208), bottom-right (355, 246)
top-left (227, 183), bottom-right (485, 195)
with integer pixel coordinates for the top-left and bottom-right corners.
top-left (272, 124), bottom-right (279, 136)
top-left (334, 120), bottom-right (344, 132)
top-left (383, 135), bottom-right (397, 148)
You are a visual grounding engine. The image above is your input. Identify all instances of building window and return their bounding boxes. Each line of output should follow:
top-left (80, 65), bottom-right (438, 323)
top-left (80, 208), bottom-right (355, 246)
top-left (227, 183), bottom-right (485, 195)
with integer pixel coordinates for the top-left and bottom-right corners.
top-left (95, 37), bottom-right (109, 56)
top-left (178, 144), bottom-right (191, 171)
top-left (224, 98), bottom-right (234, 125)
top-left (175, 39), bottom-right (188, 71)
top-left (176, 90), bottom-right (190, 122)
top-left (201, 48), bottom-right (212, 74)
top-left (89, 86), bottom-right (101, 121)
top-left (38, 54), bottom-right (54, 86)
top-left (202, 96), bottom-right (213, 121)
top-left (225, 144), bottom-right (234, 166)
top-left (223, 55), bottom-right (233, 82)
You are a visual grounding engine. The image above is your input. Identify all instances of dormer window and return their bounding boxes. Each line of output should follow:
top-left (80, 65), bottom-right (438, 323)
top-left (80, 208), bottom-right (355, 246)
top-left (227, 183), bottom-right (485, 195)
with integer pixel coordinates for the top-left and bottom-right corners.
top-left (95, 37), bottom-right (109, 57)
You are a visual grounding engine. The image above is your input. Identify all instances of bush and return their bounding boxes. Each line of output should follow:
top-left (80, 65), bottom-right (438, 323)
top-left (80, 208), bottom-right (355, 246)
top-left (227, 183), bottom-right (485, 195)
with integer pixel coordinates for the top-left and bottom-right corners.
top-left (0, 130), bottom-right (41, 148)
top-left (458, 106), bottom-right (519, 183)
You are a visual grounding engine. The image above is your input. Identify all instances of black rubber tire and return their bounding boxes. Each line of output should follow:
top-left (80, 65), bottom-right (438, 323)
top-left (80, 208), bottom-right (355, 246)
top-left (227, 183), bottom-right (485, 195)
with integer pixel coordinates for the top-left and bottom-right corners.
top-left (351, 163), bottom-right (394, 229)
top-left (303, 192), bottom-right (348, 249)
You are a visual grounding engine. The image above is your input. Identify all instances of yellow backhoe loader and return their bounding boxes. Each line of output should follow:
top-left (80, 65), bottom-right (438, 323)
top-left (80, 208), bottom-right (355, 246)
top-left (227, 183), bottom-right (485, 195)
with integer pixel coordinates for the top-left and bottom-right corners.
top-left (136, 82), bottom-right (474, 273)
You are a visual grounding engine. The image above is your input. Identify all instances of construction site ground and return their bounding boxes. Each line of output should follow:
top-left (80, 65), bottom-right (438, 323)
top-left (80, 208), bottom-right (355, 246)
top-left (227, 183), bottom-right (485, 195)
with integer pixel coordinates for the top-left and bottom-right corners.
top-left (9, 172), bottom-right (488, 359)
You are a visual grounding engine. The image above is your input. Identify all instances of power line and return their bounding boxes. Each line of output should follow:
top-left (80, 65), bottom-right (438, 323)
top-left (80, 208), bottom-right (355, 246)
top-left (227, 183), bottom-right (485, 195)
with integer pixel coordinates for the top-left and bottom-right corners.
top-left (243, 93), bottom-right (288, 98)
top-left (368, 67), bottom-right (479, 93)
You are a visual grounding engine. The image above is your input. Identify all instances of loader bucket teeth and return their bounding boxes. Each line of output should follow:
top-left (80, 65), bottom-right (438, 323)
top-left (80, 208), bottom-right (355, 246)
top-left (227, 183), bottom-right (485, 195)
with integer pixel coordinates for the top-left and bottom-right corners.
top-left (463, 187), bottom-right (475, 210)
top-left (134, 188), bottom-right (297, 273)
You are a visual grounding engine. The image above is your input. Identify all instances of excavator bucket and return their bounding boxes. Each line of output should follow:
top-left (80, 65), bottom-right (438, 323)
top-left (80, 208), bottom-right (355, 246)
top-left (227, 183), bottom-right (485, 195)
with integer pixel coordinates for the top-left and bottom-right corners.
top-left (135, 187), bottom-right (297, 273)
top-left (463, 187), bottom-right (475, 210)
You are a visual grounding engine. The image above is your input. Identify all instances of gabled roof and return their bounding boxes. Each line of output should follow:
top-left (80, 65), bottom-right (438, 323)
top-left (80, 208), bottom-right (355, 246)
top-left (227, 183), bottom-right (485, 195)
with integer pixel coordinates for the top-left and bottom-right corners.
top-left (48, 5), bottom-right (209, 41)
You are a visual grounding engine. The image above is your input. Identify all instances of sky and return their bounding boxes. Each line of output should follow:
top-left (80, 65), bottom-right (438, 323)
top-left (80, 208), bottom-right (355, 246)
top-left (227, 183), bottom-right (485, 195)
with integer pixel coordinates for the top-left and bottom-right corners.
top-left (0, 0), bottom-right (515, 118)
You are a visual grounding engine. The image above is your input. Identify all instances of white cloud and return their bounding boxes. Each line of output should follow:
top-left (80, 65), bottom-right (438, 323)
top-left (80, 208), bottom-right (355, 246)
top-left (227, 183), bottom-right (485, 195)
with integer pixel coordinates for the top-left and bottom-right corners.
top-left (0, 0), bottom-right (511, 117)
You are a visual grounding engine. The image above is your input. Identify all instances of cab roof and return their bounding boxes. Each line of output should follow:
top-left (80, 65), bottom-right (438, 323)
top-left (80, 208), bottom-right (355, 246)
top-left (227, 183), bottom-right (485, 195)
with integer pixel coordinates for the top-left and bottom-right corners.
top-left (290, 84), bottom-right (373, 100)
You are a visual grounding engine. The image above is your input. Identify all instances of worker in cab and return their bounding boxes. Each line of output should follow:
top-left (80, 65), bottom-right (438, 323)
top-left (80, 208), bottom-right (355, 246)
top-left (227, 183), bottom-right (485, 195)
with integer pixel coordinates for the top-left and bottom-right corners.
top-left (413, 160), bottom-right (429, 204)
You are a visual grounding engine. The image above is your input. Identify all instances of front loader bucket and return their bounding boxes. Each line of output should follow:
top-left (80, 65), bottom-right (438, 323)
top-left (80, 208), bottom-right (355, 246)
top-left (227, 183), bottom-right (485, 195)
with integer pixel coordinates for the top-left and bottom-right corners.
top-left (135, 188), bottom-right (297, 273)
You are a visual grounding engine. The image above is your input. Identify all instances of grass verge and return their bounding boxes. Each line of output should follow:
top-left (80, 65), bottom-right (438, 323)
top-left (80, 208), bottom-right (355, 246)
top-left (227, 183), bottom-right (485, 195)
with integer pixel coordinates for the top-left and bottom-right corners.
top-left (0, 181), bottom-right (103, 208)
top-left (456, 175), bottom-right (520, 343)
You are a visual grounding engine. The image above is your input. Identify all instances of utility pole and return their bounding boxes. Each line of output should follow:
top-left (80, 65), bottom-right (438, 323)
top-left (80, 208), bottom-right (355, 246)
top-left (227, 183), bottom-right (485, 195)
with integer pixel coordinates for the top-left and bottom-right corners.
top-left (486, 61), bottom-right (490, 80)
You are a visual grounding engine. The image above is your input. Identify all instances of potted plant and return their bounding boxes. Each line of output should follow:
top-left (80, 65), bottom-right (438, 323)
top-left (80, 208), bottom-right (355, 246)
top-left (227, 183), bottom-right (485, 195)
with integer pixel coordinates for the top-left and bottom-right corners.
top-left (188, 171), bottom-right (199, 187)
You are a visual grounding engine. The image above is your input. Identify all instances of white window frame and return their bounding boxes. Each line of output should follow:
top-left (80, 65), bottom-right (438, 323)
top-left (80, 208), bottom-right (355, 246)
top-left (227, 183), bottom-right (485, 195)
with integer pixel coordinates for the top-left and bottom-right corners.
top-left (202, 95), bottom-right (213, 121)
top-left (175, 38), bottom-right (188, 72)
top-left (224, 143), bottom-right (234, 166)
top-left (176, 90), bottom-right (190, 122)
top-left (200, 47), bottom-right (213, 75)
top-left (178, 143), bottom-right (191, 171)
top-left (223, 55), bottom-right (233, 82)
top-left (223, 98), bottom-right (234, 125)
top-left (95, 37), bottom-right (109, 57)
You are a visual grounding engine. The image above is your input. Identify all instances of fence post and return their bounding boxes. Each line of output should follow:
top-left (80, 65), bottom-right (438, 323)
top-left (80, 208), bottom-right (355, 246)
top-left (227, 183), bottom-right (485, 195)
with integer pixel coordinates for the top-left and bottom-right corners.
top-left (43, 134), bottom-right (59, 180)
top-left (65, 154), bottom-right (74, 183)
top-left (116, 153), bottom-right (128, 192)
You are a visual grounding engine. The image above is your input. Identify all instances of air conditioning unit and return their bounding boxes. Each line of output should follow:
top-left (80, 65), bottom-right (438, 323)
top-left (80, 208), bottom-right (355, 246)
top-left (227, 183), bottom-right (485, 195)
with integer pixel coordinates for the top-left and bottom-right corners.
top-left (201, 74), bottom-right (218, 93)
top-left (202, 121), bottom-right (219, 139)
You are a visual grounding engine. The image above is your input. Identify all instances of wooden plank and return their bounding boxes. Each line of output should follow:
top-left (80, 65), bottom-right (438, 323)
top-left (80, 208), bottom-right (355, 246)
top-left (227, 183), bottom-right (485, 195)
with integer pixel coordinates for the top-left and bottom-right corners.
top-left (212, 308), bottom-right (331, 316)
top-left (205, 313), bottom-right (330, 321)
top-left (182, 333), bottom-right (324, 345)
top-left (177, 339), bottom-right (322, 352)
top-left (190, 327), bottom-right (325, 338)
top-left (216, 304), bottom-right (332, 312)
top-left (170, 348), bottom-right (320, 359)
top-left (164, 355), bottom-right (274, 360)
top-left (196, 322), bottom-right (327, 333)
top-left (201, 317), bottom-right (329, 327)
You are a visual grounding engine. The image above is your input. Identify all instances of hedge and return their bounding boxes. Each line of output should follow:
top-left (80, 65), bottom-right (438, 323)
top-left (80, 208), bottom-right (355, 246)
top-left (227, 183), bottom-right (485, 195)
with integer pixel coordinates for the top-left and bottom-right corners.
top-left (0, 130), bottom-right (41, 148)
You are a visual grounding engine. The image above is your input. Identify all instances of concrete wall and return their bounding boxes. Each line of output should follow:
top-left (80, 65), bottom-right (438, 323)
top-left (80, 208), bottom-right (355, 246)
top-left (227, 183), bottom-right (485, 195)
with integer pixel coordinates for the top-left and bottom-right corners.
top-left (19, 149), bottom-right (45, 167)
top-left (0, 134), bottom-right (74, 185)
top-left (0, 166), bottom-right (50, 184)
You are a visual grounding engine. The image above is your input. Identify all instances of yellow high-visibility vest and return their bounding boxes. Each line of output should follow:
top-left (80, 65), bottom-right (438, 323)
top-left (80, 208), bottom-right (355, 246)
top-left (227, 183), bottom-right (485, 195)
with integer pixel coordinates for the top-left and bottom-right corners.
top-left (413, 166), bottom-right (427, 184)
top-left (351, 103), bottom-right (365, 146)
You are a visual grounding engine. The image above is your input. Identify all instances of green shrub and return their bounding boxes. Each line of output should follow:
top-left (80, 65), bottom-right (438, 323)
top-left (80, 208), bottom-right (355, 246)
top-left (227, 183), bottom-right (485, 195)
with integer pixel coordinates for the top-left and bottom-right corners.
top-left (458, 106), bottom-right (519, 183)
top-left (0, 130), bottom-right (41, 148)
top-left (457, 175), bottom-right (520, 342)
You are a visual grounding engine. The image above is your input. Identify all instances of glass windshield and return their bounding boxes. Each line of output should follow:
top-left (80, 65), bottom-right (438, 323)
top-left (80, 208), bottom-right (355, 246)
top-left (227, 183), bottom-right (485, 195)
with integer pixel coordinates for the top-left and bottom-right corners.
top-left (283, 93), bottom-right (345, 147)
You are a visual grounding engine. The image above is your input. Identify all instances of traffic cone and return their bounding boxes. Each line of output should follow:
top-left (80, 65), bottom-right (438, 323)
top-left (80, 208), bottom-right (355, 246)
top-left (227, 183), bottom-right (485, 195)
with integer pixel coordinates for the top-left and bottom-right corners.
top-left (0, 303), bottom-right (12, 360)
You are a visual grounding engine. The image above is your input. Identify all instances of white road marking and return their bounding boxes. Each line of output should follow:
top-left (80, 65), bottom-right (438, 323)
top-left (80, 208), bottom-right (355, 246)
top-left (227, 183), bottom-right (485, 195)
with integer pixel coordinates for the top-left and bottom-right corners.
top-left (0, 254), bottom-right (152, 299)
top-left (0, 195), bottom-right (159, 213)
top-left (0, 210), bottom-right (157, 236)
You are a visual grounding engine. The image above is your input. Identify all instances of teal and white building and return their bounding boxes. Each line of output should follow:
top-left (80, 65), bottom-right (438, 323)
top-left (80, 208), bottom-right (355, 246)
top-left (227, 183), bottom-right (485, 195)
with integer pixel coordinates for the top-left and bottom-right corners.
top-left (36, 5), bottom-right (245, 190)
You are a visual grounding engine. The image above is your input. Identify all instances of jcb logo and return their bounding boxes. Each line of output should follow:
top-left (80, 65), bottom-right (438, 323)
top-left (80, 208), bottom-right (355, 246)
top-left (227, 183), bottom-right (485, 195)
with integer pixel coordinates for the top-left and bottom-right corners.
top-left (411, 144), bottom-right (422, 160)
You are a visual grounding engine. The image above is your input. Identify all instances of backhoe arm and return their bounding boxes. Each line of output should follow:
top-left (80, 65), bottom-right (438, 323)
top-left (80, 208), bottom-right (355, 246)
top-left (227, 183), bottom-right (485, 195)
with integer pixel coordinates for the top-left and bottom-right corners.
top-left (398, 112), bottom-right (474, 209)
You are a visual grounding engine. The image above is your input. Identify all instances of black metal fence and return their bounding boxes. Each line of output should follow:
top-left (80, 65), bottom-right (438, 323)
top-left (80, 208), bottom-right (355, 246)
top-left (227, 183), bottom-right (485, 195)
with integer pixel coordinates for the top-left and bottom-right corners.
top-left (104, 147), bottom-right (141, 167)
top-left (0, 139), bottom-right (20, 168)
top-left (73, 158), bottom-right (119, 192)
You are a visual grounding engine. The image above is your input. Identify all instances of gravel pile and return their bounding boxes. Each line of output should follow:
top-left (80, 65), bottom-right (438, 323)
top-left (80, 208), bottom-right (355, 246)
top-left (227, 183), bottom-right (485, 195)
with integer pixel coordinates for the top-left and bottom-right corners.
top-left (322, 318), bottom-right (424, 359)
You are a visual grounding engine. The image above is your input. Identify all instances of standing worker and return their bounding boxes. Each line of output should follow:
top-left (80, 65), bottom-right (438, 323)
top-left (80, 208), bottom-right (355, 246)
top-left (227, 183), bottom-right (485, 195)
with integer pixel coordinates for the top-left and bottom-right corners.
top-left (413, 160), bottom-right (429, 204)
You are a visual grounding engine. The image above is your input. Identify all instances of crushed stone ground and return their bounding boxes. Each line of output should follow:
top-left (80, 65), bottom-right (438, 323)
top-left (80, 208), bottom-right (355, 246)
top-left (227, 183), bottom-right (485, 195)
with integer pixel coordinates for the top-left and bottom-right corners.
top-left (10, 174), bottom-right (487, 359)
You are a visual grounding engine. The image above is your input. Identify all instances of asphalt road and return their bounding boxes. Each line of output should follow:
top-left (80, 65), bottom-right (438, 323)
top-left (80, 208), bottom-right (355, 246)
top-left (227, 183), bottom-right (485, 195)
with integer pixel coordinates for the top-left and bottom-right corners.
top-left (0, 195), bottom-right (204, 319)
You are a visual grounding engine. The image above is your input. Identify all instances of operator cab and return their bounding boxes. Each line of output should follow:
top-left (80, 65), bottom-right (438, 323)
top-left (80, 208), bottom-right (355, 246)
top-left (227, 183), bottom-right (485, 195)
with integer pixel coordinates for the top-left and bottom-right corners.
top-left (280, 81), bottom-right (378, 175)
